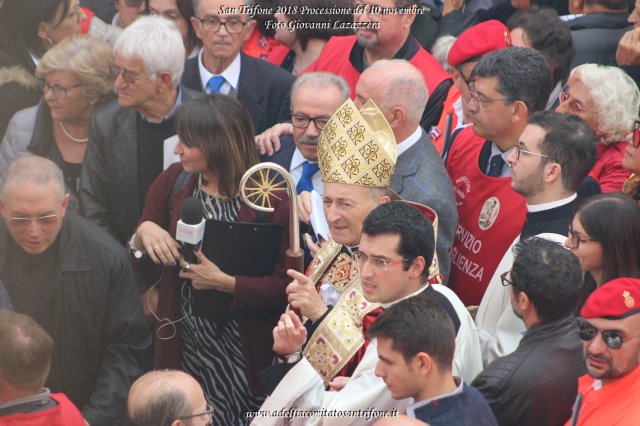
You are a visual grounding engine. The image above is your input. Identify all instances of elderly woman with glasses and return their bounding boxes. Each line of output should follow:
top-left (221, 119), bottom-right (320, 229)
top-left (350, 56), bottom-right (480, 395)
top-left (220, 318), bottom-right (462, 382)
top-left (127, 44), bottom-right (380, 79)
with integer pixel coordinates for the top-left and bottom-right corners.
top-left (0, 35), bottom-right (113, 211)
top-left (564, 193), bottom-right (640, 313)
top-left (0, 0), bottom-right (87, 138)
top-left (556, 64), bottom-right (640, 193)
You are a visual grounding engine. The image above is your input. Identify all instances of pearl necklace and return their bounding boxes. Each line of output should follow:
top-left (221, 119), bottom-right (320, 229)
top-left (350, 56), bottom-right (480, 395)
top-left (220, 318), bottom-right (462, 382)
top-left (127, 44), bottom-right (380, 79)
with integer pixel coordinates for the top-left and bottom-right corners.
top-left (58, 121), bottom-right (88, 144)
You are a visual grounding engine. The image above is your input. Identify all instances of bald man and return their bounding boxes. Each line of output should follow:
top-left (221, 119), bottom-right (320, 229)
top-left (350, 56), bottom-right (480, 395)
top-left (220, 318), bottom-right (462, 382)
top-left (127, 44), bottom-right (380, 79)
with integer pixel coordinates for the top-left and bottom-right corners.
top-left (127, 370), bottom-right (213, 426)
top-left (355, 59), bottom-right (457, 282)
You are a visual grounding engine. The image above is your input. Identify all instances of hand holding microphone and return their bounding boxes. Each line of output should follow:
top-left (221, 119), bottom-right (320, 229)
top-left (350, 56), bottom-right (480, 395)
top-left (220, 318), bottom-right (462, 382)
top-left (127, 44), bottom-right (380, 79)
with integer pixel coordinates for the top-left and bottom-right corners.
top-left (175, 197), bottom-right (205, 266)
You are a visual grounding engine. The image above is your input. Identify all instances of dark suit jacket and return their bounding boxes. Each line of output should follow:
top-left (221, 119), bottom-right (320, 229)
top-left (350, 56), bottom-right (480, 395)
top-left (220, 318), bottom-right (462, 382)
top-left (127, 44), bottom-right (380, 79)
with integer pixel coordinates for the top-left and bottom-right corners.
top-left (79, 86), bottom-right (201, 244)
top-left (391, 129), bottom-right (458, 282)
top-left (568, 12), bottom-right (631, 68)
top-left (261, 134), bottom-right (296, 169)
top-left (181, 52), bottom-right (294, 134)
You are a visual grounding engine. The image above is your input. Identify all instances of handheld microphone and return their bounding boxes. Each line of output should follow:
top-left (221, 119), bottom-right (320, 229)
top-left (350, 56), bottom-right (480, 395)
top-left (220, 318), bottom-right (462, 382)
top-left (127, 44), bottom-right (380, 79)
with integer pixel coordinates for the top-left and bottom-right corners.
top-left (175, 197), bottom-right (205, 264)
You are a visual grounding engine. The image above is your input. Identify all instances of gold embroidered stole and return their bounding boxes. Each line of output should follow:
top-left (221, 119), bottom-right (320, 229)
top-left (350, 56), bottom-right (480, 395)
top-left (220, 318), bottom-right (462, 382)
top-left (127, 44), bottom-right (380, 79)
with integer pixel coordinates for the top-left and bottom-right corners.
top-left (302, 241), bottom-right (380, 385)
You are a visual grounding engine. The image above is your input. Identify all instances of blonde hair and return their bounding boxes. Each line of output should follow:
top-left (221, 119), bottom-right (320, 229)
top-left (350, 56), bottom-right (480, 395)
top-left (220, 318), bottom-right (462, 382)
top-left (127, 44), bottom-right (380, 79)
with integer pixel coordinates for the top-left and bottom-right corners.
top-left (36, 35), bottom-right (114, 103)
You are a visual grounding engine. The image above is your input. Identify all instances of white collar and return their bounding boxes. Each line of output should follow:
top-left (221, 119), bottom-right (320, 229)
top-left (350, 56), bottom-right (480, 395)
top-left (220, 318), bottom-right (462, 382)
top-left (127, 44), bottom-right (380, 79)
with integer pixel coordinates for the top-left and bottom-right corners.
top-left (198, 49), bottom-right (241, 92)
top-left (527, 193), bottom-right (577, 213)
top-left (396, 127), bottom-right (422, 157)
top-left (407, 377), bottom-right (464, 414)
top-left (380, 283), bottom-right (430, 309)
top-left (290, 147), bottom-right (317, 170)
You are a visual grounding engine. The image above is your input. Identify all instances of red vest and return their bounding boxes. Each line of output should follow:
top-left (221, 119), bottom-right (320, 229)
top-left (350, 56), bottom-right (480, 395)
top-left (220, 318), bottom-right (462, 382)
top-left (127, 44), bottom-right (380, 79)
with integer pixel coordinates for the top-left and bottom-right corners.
top-left (430, 85), bottom-right (461, 154)
top-left (1, 393), bottom-right (86, 426)
top-left (312, 35), bottom-right (451, 100)
top-left (445, 127), bottom-right (527, 306)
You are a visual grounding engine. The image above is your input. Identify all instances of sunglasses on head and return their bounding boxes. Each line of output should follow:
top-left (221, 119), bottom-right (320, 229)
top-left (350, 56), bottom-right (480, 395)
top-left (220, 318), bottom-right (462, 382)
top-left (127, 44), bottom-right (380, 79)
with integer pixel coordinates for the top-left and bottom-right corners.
top-left (575, 317), bottom-right (640, 350)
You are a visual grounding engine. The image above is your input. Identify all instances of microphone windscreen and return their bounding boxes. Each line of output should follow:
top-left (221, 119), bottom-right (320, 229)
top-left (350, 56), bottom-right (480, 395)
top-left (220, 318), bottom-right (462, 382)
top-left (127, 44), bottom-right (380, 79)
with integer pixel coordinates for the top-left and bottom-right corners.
top-left (180, 197), bottom-right (204, 225)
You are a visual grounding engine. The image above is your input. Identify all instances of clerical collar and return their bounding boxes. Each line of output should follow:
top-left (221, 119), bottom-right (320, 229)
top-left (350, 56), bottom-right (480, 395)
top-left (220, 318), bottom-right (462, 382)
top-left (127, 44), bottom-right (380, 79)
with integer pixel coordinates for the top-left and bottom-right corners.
top-left (407, 377), bottom-right (464, 413)
top-left (381, 283), bottom-right (429, 309)
top-left (527, 193), bottom-right (577, 213)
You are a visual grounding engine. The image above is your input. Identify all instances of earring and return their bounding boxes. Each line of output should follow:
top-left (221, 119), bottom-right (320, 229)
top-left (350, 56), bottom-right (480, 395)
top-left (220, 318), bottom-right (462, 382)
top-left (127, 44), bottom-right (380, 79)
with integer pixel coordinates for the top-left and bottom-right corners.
top-left (44, 36), bottom-right (54, 48)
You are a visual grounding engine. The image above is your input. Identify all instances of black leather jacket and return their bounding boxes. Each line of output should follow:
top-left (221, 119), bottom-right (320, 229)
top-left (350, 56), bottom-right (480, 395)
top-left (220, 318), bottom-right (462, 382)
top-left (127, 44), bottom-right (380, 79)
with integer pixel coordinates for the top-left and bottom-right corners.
top-left (471, 317), bottom-right (585, 426)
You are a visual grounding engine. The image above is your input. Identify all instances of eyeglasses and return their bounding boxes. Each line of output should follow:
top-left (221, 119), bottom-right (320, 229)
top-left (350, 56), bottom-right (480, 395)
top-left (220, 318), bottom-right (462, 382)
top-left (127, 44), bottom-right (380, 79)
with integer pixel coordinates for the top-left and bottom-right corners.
top-left (632, 120), bottom-right (640, 148)
top-left (352, 252), bottom-right (409, 271)
top-left (568, 223), bottom-right (598, 248)
top-left (458, 68), bottom-right (475, 88)
top-left (197, 16), bottom-right (249, 33)
top-left (109, 64), bottom-right (145, 84)
top-left (291, 114), bottom-right (330, 130)
top-left (175, 403), bottom-right (214, 426)
top-left (559, 88), bottom-right (594, 114)
top-left (575, 317), bottom-right (640, 350)
top-left (9, 214), bottom-right (58, 227)
top-left (515, 142), bottom-right (552, 161)
top-left (38, 79), bottom-right (82, 99)
top-left (467, 81), bottom-right (509, 110)
top-left (500, 271), bottom-right (514, 287)
top-left (124, 0), bottom-right (144, 7)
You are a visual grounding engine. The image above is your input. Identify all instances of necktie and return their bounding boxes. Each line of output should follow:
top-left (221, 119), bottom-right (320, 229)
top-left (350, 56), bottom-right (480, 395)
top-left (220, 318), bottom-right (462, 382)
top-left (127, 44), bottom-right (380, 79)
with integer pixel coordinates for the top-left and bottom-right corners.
top-left (487, 154), bottom-right (505, 177)
top-left (296, 161), bottom-right (319, 194)
top-left (207, 76), bottom-right (225, 93)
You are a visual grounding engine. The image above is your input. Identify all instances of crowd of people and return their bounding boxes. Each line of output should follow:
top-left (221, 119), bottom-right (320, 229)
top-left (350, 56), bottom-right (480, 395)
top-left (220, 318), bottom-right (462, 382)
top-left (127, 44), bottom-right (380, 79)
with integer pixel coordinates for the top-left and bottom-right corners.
top-left (1, 0), bottom-right (640, 425)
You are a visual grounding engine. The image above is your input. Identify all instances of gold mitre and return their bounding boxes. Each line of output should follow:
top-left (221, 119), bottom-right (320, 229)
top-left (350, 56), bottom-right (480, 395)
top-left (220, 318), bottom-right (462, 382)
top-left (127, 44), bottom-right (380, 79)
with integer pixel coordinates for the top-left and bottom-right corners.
top-left (318, 98), bottom-right (396, 188)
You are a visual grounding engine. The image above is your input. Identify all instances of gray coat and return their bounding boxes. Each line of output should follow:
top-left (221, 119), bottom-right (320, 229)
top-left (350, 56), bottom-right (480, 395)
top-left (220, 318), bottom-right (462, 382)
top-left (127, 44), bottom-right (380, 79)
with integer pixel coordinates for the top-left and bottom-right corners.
top-left (391, 128), bottom-right (458, 282)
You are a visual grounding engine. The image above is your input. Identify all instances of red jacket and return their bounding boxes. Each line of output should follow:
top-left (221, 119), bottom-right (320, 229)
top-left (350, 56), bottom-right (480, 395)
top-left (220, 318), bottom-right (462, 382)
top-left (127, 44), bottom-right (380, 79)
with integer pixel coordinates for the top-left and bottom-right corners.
top-left (1, 393), bottom-right (86, 426)
top-left (588, 141), bottom-right (630, 193)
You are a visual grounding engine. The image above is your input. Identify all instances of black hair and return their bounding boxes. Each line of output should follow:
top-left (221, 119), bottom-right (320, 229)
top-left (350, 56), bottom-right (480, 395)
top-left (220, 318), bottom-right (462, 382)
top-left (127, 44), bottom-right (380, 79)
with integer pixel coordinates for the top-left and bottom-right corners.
top-left (574, 193), bottom-right (640, 310)
top-left (507, 7), bottom-right (575, 86)
top-left (511, 237), bottom-right (582, 321)
top-left (362, 201), bottom-right (435, 282)
top-left (369, 295), bottom-right (455, 370)
top-left (528, 110), bottom-right (597, 192)
top-left (472, 46), bottom-right (552, 113)
top-left (0, 0), bottom-right (71, 61)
